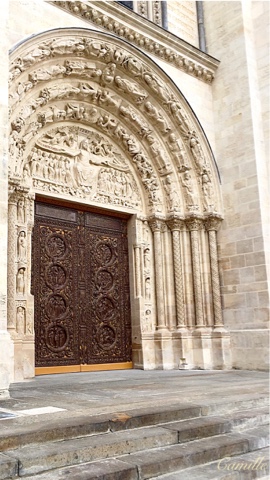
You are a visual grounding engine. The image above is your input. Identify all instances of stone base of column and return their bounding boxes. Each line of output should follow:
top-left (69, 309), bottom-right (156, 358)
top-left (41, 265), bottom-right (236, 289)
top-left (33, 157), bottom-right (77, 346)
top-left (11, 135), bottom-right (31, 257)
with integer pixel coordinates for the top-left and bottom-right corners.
top-left (13, 339), bottom-right (35, 381)
top-left (192, 329), bottom-right (232, 369)
top-left (159, 331), bottom-right (176, 369)
top-left (141, 333), bottom-right (158, 369)
top-left (0, 330), bottom-right (14, 398)
top-left (212, 331), bottom-right (232, 369)
top-left (172, 330), bottom-right (194, 369)
top-left (192, 330), bottom-right (213, 369)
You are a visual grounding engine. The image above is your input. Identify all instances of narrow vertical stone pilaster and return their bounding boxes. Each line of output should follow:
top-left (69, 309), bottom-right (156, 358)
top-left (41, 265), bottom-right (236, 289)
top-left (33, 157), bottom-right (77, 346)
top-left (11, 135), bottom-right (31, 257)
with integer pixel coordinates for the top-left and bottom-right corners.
top-left (167, 217), bottom-right (186, 329)
top-left (205, 215), bottom-right (224, 330)
top-left (134, 244), bottom-right (142, 298)
top-left (7, 187), bottom-right (19, 331)
top-left (148, 216), bottom-right (167, 330)
top-left (186, 217), bottom-right (204, 328)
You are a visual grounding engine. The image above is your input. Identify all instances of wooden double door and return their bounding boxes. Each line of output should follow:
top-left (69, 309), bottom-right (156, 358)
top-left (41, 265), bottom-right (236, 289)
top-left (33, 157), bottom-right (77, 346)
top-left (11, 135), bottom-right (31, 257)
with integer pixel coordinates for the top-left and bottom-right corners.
top-left (33, 201), bottom-right (132, 374)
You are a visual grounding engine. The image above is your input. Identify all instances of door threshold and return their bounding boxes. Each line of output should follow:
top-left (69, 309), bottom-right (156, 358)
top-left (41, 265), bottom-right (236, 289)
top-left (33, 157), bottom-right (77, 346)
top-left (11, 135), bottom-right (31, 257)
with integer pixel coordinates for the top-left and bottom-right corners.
top-left (35, 362), bottom-right (133, 375)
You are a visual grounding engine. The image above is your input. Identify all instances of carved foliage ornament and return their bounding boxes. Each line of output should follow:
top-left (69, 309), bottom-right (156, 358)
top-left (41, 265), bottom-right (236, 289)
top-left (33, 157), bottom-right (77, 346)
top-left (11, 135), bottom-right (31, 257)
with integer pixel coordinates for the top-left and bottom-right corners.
top-left (49, 1), bottom-right (216, 83)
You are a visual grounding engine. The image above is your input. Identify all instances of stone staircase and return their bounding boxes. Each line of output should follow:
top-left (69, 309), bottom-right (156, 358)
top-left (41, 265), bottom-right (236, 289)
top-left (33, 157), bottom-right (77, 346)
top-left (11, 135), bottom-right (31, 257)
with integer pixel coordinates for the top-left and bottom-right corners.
top-left (0, 395), bottom-right (269, 480)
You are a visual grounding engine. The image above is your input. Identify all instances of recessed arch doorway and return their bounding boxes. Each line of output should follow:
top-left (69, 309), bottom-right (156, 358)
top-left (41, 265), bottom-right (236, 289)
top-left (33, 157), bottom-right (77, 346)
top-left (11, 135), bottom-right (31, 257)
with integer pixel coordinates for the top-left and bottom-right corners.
top-left (8, 28), bottom-right (231, 380)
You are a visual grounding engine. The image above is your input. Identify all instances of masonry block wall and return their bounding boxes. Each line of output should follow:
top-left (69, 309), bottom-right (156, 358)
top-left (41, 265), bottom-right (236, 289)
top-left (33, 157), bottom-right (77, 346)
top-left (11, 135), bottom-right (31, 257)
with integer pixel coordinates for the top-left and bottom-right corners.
top-left (204, 0), bottom-right (269, 370)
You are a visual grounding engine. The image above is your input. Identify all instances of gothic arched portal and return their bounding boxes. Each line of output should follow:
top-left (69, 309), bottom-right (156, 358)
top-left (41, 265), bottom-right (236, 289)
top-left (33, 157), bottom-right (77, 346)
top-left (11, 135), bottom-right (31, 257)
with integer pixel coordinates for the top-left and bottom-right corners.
top-left (8, 28), bottom-right (231, 379)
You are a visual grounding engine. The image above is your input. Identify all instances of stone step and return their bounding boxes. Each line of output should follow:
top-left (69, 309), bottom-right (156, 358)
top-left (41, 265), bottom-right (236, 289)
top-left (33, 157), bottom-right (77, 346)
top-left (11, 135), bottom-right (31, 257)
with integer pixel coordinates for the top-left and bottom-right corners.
top-left (15, 426), bottom-right (269, 480)
top-left (0, 394), bottom-right (267, 453)
top-left (0, 401), bottom-right (268, 479)
top-left (162, 406), bottom-right (269, 443)
top-left (118, 425), bottom-right (270, 479)
top-left (199, 395), bottom-right (269, 416)
top-left (151, 446), bottom-right (270, 479)
top-left (0, 404), bottom-right (201, 452)
top-left (3, 425), bottom-right (179, 477)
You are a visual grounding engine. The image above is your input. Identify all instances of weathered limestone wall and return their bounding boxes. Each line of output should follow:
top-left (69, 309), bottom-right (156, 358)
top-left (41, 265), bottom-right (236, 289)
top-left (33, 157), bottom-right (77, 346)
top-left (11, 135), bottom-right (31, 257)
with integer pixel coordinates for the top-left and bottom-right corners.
top-left (204, 1), bottom-right (269, 370)
top-left (167, 1), bottom-right (199, 47)
top-left (8, 0), bottom-right (92, 48)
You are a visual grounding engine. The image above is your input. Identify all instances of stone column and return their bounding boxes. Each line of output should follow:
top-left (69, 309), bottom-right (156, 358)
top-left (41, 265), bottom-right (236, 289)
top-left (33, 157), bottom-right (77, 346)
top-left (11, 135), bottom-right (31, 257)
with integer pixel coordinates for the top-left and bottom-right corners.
top-left (186, 217), bottom-right (204, 328)
top-left (167, 217), bottom-right (186, 329)
top-left (205, 215), bottom-right (225, 330)
top-left (148, 216), bottom-right (167, 330)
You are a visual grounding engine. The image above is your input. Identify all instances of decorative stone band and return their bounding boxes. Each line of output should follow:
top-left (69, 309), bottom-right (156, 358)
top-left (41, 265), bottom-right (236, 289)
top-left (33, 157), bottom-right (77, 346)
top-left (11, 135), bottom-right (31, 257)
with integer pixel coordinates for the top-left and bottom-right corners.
top-left (134, 244), bottom-right (142, 298)
top-left (50, 1), bottom-right (218, 83)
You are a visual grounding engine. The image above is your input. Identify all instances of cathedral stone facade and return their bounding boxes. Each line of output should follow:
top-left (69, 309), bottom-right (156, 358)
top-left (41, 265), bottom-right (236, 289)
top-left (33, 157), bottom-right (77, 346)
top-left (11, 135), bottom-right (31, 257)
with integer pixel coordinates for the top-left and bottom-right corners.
top-left (0, 1), bottom-right (269, 397)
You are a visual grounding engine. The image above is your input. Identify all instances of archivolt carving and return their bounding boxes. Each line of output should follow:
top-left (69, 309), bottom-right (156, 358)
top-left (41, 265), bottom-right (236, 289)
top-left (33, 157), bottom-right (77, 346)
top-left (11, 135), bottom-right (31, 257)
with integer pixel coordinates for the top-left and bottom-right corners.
top-left (9, 29), bottom-right (222, 218)
top-left (50, 1), bottom-right (217, 83)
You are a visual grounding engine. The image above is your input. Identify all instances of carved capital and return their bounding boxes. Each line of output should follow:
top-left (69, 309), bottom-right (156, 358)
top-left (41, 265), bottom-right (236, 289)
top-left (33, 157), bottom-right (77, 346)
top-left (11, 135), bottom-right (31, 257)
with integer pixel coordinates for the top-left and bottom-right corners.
top-left (166, 215), bottom-right (185, 232)
top-left (8, 184), bottom-right (30, 204)
top-left (204, 215), bottom-right (223, 231)
top-left (148, 215), bottom-right (166, 233)
top-left (185, 216), bottom-right (204, 231)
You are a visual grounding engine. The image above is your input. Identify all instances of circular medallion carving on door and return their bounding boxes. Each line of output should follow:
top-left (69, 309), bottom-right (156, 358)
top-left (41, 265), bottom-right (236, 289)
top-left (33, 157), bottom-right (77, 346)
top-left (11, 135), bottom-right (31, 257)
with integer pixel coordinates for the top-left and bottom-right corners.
top-left (97, 325), bottom-right (116, 350)
top-left (95, 296), bottom-right (115, 320)
top-left (45, 294), bottom-right (67, 319)
top-left (95, 243), bottom-right (113, 265)
top-left (45, 324), bottom-right (68, 352)
top-left (96, 270), bottom-right (113, 291)
top-left (46, 234), bottom-right (67, 259)
top-left (45, 264), bottom-right (67, 290)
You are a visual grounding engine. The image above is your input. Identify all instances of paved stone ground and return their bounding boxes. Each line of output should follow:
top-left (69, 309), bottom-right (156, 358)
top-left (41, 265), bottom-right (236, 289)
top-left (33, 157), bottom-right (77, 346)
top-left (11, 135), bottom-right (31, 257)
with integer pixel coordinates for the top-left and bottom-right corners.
top-left (0, 369), bottom-right (268, 422)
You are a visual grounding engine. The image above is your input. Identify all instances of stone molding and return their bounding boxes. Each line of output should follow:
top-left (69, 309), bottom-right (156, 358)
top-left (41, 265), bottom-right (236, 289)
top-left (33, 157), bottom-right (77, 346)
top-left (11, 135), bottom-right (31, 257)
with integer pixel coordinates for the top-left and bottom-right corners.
top-left (9, 29), bottom-right (223, 218)
top-left (50, 1), bottom-right (219, 84)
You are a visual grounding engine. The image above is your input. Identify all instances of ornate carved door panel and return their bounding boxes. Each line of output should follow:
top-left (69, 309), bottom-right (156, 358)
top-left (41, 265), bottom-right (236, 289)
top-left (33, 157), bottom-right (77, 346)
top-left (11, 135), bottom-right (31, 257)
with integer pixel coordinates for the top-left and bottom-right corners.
top-left (33, 202), bottom-right (131, 370)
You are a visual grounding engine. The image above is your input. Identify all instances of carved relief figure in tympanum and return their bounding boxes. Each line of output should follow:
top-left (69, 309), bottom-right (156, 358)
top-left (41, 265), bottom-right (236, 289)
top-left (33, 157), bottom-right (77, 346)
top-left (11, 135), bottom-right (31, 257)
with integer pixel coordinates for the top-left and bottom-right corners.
top-left (16, 306), bottom-right (25, 335)
top-left (95, 168), bottom-right (140, 207)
